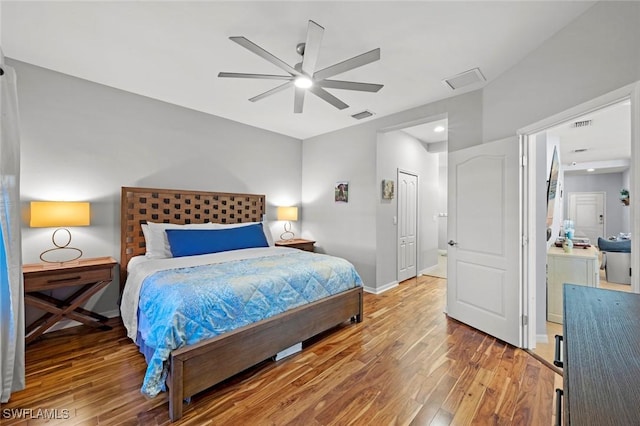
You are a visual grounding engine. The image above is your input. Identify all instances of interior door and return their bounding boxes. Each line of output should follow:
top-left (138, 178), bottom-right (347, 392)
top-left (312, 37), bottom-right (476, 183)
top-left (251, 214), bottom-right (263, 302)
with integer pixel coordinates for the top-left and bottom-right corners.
top-left (568, 192), bottom-right (605, 244)
top-left (398, 171), bottom-right (418, 282)
top-left (447, 138), bottom-right (522, 347)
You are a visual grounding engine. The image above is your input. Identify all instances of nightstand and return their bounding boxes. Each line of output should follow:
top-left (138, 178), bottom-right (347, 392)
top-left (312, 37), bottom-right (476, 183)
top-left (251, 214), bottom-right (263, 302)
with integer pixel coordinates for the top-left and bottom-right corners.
top-left (275, 239), bottom-right (316, 252)
top-left (23, 256), bottom-right (117, 344)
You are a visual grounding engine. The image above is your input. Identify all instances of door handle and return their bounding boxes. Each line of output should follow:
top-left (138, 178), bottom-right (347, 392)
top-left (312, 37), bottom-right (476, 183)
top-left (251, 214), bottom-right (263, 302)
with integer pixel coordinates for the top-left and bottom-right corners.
top-left (448, 240), bottom-right (458, 247)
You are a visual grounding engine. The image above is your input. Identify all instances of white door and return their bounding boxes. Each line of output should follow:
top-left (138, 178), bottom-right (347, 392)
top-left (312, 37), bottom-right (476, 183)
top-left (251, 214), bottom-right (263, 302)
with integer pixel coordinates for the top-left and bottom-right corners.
top-left (447, 138), bottom-right (522, 347)
top-left (398, 171), bottom-right (418, 282)
top-left (568, 192), bottom-right (605, 244)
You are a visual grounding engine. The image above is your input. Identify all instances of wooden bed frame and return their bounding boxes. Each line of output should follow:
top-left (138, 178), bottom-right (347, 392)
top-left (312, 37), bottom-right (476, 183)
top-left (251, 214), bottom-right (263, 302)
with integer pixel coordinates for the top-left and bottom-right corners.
top-left (120, 187), bottom-right (363, 421)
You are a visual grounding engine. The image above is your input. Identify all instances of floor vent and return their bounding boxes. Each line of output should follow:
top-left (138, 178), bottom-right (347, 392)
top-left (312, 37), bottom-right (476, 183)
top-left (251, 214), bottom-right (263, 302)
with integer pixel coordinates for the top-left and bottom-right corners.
top-left (443, 67), bottom-right (486, 90)
top-left (351, 110), bottom-right (374, 120)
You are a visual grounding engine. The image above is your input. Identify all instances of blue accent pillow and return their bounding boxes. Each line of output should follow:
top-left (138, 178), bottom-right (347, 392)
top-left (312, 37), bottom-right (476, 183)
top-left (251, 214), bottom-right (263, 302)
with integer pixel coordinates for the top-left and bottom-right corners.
top-left (598, 237), bottom-right (631, 253)
top-left (166, 223), bottom-right (269, 257)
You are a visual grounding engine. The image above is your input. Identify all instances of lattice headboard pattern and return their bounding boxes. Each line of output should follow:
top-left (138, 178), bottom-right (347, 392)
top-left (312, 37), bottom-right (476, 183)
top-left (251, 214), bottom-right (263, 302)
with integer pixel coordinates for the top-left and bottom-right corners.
top-left (120, 186), bottom-right (266, 288)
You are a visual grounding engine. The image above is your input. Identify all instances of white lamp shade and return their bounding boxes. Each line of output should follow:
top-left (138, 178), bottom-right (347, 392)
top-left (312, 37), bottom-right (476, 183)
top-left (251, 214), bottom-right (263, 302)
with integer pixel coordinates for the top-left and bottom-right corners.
top-left (277, 206), bottom-right (298, 221)
top-left (30, 201), bottom-right (91, 228)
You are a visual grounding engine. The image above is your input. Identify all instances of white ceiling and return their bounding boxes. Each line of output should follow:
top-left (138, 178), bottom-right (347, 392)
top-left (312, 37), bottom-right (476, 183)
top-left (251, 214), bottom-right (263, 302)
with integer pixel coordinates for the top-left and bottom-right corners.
top-left (1, 1), bottom-right (596, 140)
top-left (547, 100), bottom-right (631, 175)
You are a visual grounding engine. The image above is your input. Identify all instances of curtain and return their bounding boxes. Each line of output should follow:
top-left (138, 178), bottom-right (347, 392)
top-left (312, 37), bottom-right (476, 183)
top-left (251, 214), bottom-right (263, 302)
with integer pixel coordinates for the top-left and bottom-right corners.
top-left (0, 52), bottom-right (25, 402)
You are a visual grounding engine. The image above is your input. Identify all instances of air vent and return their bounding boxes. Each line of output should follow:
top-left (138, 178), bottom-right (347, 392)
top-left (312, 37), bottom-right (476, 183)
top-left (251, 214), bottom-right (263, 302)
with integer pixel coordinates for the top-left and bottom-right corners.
top-left (351, 110), bottom-right (374, 120)
top-left (572, 120), bottom-right (592, 128)
top-left (443, 67), bottom-right (486, 90)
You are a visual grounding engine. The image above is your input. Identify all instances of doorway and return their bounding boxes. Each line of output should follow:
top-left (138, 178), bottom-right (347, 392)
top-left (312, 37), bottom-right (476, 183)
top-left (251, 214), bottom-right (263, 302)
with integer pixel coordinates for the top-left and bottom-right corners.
top-left (568, 192), bottom-right (605, 244)
top-left (397, 170), bottom-right (418, 282)
top-left (520, 82), bottom-right (639, 351)
top-left (375, 117), bottom-right (446, 293)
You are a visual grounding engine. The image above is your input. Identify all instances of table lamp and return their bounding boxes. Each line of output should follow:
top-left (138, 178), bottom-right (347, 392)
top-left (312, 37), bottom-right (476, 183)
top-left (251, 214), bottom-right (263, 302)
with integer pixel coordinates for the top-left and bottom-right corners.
top-left (30, 201), bottom-right (90, 263)
top-left (277, 206), bottom-right (298, 240)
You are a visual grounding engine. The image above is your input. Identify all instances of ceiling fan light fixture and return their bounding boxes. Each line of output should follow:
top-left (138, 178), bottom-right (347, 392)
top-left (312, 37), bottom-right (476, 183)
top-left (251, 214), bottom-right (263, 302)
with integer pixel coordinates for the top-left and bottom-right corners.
top-left (294, 76), bottom-right (313, 89)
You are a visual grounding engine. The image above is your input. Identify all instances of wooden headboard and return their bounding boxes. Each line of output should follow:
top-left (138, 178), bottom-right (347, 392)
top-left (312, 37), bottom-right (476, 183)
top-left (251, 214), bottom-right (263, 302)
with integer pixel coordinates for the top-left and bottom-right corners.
top-left (120, 186), bottom-right (266, 288)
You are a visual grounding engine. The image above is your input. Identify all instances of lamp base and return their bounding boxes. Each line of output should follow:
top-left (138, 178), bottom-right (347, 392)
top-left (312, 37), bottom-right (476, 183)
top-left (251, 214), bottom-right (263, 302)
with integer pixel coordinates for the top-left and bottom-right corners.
top-left (280, 221), bottom-right (295, 240)
top-left (39, 228), bottom-right (84, 263)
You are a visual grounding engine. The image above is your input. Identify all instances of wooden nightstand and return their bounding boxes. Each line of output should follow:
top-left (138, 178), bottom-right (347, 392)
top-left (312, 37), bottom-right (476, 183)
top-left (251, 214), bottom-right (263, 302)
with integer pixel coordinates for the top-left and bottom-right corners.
top-left (23, 256), bottom-right (117, 344)
top-left (275, 239), bottom-right (316, 252)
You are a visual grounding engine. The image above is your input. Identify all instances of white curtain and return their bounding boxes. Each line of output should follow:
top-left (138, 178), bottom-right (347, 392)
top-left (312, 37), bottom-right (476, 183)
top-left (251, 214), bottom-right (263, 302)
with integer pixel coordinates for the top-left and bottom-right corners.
top-left (0, 52), bottom-right (25, 402)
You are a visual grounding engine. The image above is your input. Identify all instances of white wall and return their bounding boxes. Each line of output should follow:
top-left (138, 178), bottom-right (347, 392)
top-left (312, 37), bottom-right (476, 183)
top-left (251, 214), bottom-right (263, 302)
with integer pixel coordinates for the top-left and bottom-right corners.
top-left (375, 130), bottom-right (439, 291)
top-left (13, 60), bottom-right (302, 319)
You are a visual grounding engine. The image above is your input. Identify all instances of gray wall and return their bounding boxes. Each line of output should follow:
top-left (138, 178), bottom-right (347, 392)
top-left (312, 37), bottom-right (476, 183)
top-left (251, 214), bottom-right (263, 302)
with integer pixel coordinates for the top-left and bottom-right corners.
top-left (13, 60), bottom-right (302, 320)
top-left (483, 1), bottom-right (640, 142)
top-left (564, 172), bottom-right (630, 237)
top-left (375, 130), bottom-right (439, 291)
top-left (302, 91), bottom-right (483, 291)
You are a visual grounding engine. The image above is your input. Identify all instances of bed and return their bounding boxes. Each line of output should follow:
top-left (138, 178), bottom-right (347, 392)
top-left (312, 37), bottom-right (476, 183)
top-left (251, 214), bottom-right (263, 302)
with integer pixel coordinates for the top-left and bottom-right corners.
top-left (120, 187), bottom-right (363, 421)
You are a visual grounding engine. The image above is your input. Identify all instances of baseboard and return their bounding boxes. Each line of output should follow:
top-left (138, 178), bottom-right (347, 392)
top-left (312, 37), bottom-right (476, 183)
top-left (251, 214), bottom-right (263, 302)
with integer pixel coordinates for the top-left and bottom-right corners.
top-left (47, 309), bottom-right (120, 333)
top-left (536, 334), bottom-right (549, 344)
top-left (420, 265), bottom-right (439, 276)
top-left (363, 281), bottom-right (398, 295)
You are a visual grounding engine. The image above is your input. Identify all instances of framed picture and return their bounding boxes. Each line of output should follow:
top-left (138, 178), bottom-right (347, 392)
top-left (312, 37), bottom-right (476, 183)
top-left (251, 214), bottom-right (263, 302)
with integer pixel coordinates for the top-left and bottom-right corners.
top-left (335, 181), bottom-right (349, 203)
top-left (382, 179), bottom-right (395, 200)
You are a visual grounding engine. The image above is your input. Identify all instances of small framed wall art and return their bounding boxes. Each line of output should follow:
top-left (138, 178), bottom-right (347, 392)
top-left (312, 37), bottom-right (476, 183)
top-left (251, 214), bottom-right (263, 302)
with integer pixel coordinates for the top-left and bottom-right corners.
top-left (335, 181), bottom-right (349, 203)
top-left (382, 179), bottom-right (395, 200)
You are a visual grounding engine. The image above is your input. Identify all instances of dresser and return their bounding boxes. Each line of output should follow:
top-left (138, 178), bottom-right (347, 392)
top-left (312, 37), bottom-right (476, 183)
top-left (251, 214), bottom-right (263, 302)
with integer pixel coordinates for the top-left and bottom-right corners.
top-left (561, 285), bottom-right (640, 425)
top-left (547, 245), bottom-right (599, 323)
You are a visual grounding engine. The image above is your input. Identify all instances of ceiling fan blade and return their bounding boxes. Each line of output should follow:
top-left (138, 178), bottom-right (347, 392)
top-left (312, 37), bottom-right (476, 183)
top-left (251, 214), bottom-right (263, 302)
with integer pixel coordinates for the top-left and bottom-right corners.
top-left (313, 48), bottom-right (381, 81)
top-left (301, 20), bottom-right (324, 76)
top-left (230, 36), bottom-right (300, 76)
top-left (318, 79), bottom-right (383, 92)
top-left (309, 86), bottom-right (349, 110)
top-left (294, 86), bottom-right (305, 113)
top-left (249, 81), bottom-right (293, 102)
top-left (218, 72), bottom-right (294, 81)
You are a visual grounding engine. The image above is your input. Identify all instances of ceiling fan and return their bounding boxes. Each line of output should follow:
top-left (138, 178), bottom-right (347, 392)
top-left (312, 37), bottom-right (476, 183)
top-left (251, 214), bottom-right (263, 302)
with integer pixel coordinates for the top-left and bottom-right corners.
top-left (218, 20), bottom-right (383, 113)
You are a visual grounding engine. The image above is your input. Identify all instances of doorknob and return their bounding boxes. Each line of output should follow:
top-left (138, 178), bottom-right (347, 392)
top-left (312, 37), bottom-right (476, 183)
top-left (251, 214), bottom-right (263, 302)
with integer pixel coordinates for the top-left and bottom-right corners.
top-left (448, 240), bottom-right (458, 247)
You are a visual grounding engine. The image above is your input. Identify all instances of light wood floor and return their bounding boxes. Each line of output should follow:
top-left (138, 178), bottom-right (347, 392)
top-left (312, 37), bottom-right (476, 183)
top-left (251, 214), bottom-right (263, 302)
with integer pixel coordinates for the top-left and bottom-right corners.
top-left (531, 268), bottom-right (633, 370)
top-left (4, 276), bottom-right (557, 425)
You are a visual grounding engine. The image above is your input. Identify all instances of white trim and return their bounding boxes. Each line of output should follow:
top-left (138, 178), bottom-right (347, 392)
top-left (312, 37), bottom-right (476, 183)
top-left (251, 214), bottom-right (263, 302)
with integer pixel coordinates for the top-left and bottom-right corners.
top-left (365, 281), bottom-right (398, 294)
top-left (518, 81), bottom-right (640, 350)
top-left (536, 334), bottom-right (549, 344)
top-left (419, 265), bottom-right (440, 276)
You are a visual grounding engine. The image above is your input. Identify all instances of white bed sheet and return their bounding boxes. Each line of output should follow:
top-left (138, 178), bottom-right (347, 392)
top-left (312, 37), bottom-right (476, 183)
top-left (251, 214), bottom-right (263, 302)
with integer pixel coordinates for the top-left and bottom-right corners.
top-left (120, 246), bottom-right (298, 341)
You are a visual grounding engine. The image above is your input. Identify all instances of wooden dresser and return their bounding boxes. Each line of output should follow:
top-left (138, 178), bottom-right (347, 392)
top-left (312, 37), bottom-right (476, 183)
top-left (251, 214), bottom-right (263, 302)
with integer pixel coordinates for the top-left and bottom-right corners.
top-left (561, 284), bottom-right (640, 425)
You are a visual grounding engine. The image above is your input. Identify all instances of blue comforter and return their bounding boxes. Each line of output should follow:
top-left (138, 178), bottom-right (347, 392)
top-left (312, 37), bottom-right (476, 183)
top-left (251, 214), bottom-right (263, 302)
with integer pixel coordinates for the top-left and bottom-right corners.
top-left (136, 250), bottom-right (362, 396)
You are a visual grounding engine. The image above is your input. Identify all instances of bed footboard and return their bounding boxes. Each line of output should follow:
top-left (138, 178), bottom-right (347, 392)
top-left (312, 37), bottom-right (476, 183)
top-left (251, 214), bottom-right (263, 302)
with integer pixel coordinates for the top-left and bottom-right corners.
top-left (167, 286), bottom-right (363, 421)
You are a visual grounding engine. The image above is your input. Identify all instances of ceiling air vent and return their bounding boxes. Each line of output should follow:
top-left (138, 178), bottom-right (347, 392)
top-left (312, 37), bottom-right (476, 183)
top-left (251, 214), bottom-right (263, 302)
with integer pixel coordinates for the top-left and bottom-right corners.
top-left (351, 110), bottom-right (374, 120)
top-left (572, 120), bottom-right (592, 128)
top-left (443, 67), bottom-right (486, 90)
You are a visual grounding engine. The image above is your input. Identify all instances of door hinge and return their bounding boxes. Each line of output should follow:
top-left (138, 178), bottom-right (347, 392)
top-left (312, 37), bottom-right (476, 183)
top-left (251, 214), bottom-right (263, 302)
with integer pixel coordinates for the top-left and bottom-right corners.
top-left (522, 315), bottom-right (528, 326)
top-left (521, 155), bottom-right (528, 167)
top-left (522, 235), bottom-right (528, 246)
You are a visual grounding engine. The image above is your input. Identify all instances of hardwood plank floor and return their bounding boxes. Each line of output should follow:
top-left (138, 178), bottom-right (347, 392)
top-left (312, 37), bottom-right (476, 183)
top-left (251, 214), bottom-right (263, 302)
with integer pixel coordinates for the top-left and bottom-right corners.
top-left (3, 276), bottom-right (556, 425)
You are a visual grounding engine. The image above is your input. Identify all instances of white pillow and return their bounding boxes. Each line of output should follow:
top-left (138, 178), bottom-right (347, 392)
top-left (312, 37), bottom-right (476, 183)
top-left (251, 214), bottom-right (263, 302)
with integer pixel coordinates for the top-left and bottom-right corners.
top-left (144, 221), bottom-right (220, 259)
top-left (142, 221), bottom-right (274, 258)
